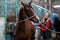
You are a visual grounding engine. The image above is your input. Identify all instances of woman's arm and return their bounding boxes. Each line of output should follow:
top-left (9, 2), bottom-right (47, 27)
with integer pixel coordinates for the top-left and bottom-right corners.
top-left (38, 21), bottom-right (51, 32)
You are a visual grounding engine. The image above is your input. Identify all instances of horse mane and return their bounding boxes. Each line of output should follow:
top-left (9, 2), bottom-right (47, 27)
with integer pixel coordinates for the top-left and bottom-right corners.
top-left (16, 7), bottom-right (26, 32)
top-left (18, 7), bottom-right (25, 21)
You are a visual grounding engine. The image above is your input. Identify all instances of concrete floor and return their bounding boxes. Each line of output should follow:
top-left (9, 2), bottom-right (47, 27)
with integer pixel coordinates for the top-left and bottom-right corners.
top-left (6, 33), bottom-right (60, 40)
top-left (35, 28), bottom-right (60, 40)
top-left (6, 28), bottom-right (60, 40)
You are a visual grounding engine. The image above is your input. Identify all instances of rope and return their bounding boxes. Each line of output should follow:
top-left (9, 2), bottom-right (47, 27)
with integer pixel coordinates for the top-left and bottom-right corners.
top-left (6, 8), bottom-right (36, 23)
top-left (4, 15), bottom-right (60, 34)
top-left (5, 15), bottom-right (35, 23)
top-left (1, 10), bottom-right (60, 34)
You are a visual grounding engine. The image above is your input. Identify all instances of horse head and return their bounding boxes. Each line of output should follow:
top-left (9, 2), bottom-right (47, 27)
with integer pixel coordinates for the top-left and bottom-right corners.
top-left (19, 0), bottom-right (39, 23)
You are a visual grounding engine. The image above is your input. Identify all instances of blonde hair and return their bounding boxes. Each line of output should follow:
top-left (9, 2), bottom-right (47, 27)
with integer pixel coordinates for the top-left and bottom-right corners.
top-left (45, 11), bottom-right (51, 18)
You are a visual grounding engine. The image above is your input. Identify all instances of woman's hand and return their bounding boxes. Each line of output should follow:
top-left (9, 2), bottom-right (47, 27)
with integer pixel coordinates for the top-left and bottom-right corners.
top-left (38, 23), bottom-right (42, 27)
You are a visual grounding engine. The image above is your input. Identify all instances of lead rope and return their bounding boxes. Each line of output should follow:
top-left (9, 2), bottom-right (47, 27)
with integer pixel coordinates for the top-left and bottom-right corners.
top-left (4, 8), bottom-right (60, 34)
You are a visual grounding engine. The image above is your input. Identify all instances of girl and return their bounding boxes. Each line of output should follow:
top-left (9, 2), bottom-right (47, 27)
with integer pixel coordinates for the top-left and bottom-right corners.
top-left (38, 12), bottom-right (52, 40)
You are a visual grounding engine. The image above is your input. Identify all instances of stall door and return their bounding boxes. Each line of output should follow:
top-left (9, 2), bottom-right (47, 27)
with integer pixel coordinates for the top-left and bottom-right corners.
top-left (0, 0), bottom-right (6, 40)
top-left (5, 0), bottom-right (20, 40)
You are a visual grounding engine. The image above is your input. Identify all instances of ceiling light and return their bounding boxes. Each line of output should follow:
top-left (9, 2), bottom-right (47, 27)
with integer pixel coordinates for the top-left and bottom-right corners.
top-left (54, 5), bottom-right (60, 8)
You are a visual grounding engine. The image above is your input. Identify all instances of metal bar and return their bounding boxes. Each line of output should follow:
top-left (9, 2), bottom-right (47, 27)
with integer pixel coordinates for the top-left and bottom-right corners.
top-left (4, 0), bottom-right (7, 40)
top-left (15, 0), bottom-right (19, 23)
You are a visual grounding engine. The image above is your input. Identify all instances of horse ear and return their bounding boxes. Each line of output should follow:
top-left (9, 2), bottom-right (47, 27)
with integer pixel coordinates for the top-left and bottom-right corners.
top-left (21, 1), bottom-right (25, 6)
top-left (29, 0), bottom-right (32, 5)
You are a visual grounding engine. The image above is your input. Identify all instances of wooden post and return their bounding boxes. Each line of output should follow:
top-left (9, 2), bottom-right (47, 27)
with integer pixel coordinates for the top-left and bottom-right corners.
top-left (44, 0), bottom-right (47, 9)
top-left (49, 0), bottom-right (52, 11)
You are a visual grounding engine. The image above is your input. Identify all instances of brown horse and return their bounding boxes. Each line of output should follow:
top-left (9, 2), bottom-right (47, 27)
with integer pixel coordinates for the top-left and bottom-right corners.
top-left (15, 0), bottom-right (38, 40)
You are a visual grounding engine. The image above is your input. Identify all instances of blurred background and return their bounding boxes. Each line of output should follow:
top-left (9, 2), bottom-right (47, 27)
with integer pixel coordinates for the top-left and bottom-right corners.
top-left (0, 0), bottom-right (60, 40)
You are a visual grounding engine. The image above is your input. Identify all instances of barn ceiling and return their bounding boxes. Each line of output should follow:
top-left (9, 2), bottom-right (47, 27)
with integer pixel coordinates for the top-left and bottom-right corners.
top-left (52, 0), bottom-right (60, 13)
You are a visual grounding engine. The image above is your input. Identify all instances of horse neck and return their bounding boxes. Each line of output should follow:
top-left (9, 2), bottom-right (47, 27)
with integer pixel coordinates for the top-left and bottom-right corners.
top-left (15, 8), bottom-right (26, 32)
top-left (16, 7), bottom-right (33, 32)
top-left (18, 22), bottom-right (25, 31)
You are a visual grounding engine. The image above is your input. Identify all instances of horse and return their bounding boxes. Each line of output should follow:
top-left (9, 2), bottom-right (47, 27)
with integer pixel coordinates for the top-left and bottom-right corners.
top-left (15, 0), bottom-right (38, 40)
